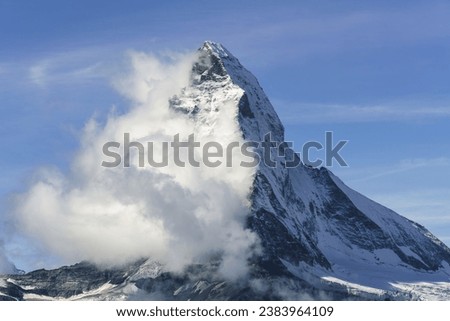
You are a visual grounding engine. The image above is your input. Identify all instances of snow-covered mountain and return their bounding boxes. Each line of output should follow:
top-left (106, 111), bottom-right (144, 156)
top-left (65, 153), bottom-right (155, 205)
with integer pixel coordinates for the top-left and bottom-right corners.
top-left (1, 41), bottom-right (450, 301)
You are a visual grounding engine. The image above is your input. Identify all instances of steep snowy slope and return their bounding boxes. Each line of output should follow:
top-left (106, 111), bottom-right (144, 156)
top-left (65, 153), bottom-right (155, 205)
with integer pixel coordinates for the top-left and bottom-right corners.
top-left (183, 41), bottom-right (450, 298)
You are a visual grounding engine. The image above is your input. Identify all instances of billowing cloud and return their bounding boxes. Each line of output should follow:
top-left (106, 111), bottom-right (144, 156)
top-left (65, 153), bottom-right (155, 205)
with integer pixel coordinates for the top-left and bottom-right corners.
top-left (13, 50), bottom-right (258, 280)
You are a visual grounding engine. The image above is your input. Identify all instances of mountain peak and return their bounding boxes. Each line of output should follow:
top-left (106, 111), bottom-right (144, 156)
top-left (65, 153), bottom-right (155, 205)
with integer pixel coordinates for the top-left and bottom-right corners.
top-left (200, 41), bottom-right (233, 59)
top-left (191, 41), bottom-right (285, 142)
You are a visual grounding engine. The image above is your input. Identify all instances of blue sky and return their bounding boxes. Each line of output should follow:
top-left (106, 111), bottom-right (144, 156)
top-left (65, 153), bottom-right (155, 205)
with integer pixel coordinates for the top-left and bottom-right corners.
top-left (1, 0), bottom-right (450, 270)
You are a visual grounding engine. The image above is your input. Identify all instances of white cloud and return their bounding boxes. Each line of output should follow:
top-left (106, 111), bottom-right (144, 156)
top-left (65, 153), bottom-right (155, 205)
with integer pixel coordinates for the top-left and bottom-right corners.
top-left (13, 50), bottom-right (258, 280)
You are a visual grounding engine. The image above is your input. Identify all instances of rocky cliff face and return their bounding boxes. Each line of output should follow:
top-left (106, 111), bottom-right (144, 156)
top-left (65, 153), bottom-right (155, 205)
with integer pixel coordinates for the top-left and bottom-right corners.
top-left (2, 41), bottom-right (450, 301)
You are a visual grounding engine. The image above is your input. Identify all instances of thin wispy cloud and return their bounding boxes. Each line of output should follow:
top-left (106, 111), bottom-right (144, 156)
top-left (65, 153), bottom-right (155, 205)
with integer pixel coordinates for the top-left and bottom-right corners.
top-left (333, 157), bottom-right (450, 245)
top-left (1, 46), bottom-right (116, 90)
top-left (29, 61), bottom-right (107, 87)
top-left (370, 188), bottom-right (450, 239)
top-left (372, 188), bottom-right (450, 217)
top-left (337, 157), bottom-right (450, 184)
top-left (28, 62), bottom-right (49, 87)
top-left (28, 57), bottom-right (108, 87)
top-left (335, 159), bottom-right (450, 247)
top-left (275, 100), bottom-right (450, 124)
